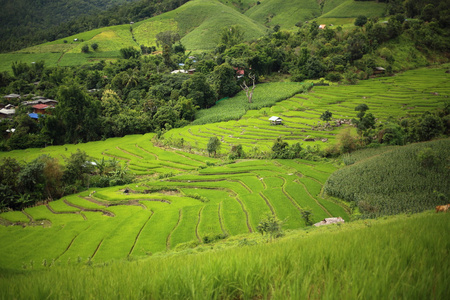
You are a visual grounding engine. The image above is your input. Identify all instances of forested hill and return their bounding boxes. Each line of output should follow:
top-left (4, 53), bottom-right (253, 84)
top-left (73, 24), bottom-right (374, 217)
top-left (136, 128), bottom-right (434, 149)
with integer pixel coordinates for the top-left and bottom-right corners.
top-left (0, 0), bottom-right (189, 53)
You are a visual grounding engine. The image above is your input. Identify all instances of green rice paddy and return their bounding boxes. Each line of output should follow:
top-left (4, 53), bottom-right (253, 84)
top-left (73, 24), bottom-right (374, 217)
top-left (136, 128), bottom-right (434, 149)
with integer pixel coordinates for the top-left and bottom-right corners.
top-left (0, 155), bottom-right (345, 270)
top-left (164, 65), bottom-right (450, 154)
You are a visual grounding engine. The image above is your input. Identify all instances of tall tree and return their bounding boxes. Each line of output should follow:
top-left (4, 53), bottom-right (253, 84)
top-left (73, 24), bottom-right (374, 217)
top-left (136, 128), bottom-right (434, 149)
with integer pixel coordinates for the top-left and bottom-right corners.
top-left (220, 25), bottom-right (244, 48)
top-left (211, 63), bottom-right (240, 99)
top-left (54, 84), bottom-right (100, 143)
top-left (207, 136), bottom-right (221, 157)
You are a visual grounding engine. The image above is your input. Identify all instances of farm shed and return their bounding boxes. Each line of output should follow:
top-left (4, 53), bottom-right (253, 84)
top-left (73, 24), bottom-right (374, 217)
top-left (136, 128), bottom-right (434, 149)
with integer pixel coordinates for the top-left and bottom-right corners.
top-left (269, 116), bottom-right (283, 125)
top-left (318, 24), bottom-right (326, 29)
top-left (374, 67), bottom-right (385, 74)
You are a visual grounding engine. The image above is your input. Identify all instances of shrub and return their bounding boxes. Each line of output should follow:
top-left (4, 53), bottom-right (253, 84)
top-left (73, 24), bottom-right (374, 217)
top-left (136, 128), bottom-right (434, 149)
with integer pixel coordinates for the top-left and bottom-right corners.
top-left (257, 213), bottom-right (284, 241)
top-left (355, 15), bottom-right (368, 27)
top-left (416, 147), bottom-right (437, 169)
top-left (325, 72), bottom-right (342, 82)
top-left (300, 208), bottom-right (314, 226)
top-left (120, 47), bottom-right (141, 59)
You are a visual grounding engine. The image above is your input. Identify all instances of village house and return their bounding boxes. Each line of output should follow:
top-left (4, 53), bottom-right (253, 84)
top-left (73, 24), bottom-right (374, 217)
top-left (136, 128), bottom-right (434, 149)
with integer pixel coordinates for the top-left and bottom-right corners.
top-left (3, 94), bottom-right (21, 101)
top-left (22, 98), bottom-right (58, 107)
top-left (234, 67), bottom-right (245, 79)
top-left (0, 107), bottom-right (15, 119)
top-left (32, 104), bottom-right (51, 114)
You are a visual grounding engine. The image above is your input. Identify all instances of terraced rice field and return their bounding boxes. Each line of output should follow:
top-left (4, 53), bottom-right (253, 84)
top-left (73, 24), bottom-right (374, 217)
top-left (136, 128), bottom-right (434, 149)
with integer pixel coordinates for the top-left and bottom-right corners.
top-left (0, 133), bottom-right (217, 176)
top-left (0, 157), bottom-right (347, 270)
top-left (164, 66), bottom-right (450, 153)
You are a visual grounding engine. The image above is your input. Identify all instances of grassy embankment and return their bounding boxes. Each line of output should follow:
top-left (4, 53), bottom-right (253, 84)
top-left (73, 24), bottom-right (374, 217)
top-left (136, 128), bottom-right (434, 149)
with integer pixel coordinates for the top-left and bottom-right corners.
top-left (0, 211), bottom-right (448, 299)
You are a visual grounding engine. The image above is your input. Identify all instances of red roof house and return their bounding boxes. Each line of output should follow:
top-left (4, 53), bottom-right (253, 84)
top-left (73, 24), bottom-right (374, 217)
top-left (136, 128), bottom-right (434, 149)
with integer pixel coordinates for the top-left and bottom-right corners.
top-left (32, 104), bottom-right (50, 114)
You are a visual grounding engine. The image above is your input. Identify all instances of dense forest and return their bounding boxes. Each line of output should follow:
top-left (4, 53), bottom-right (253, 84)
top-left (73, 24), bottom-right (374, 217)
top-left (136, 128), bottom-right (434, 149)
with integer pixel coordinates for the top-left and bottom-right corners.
top-left (0, 0), bottom-right (189, 53)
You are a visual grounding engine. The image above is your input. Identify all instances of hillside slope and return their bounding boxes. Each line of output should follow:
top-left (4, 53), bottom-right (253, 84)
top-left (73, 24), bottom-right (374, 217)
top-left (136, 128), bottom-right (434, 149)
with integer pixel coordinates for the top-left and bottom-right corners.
top-left (245, 0), bottom-right (321, 29)
top-left (0, 0), bottom-right (141, 53)
top-left (0, 211), bottom-right (448, 299)
top-left (0, 0), bottom-right (268, 71)
top-left (244, 0), bottom-right (387, 30)
top-left (138, 0), bottom-right (268, 50)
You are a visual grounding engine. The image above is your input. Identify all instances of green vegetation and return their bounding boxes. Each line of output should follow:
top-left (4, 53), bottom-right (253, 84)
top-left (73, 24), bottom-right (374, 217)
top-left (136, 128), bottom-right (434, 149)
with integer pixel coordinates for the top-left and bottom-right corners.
top-left (163, 65), bottom-right (449, 155)
top-left (0, 153), bottom-right (344, 270)
top-left (0, 1), bottom-right (449, 297)
top-left (245, 0), bottom-right (322, 30)
top-left (325, 139), bottom-right (450, 217)
top-left (0, 212), bottom-right (447, 299)
top-left (193, 82), bottom-right (307, 125)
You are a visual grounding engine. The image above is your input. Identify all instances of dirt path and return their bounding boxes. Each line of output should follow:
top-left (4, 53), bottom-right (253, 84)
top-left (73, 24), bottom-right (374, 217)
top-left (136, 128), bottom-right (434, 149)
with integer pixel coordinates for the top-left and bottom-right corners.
top-left (259, 192), bottom-right (275, 215)
top-left (55, 225), bottom-right (91, 261)
top-left (46, 203), bottom-right (87, 220)
top-left (128, 211), bottom-right (154, 257)
top-left (296, 180), bottom-right (332, 217)
top-left (116, 146), bottom-right (144, 159)
top-left (235, 197), bottom-right (253, 233)
top-left (195, 206), bottom-right (204, 243)
top-left (279, 176), bottom-right (302, 213)
top-left (166, 209), bottom-right (182, 250)
top-left (90, 239), bottom-right (104, 260)
top-left (64, 199), bottom-right (115, 217)
top-left (135, 144), bottom-right (159, 160)
top-left (218, 202), bottom-right (227, 235)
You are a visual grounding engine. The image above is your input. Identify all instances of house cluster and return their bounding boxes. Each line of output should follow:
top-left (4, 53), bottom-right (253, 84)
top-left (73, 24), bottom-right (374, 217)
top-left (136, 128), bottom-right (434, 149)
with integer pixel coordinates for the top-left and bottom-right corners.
top-left (0, 94), bottom-right (58, 120)
top-left (170, 56), bottom-right (197, 74)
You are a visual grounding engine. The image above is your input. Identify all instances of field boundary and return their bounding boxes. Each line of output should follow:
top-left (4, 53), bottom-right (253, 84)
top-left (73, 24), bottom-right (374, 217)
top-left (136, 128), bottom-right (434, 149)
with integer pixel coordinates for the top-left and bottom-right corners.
top-left (128, 211), bottom-right (154, 256)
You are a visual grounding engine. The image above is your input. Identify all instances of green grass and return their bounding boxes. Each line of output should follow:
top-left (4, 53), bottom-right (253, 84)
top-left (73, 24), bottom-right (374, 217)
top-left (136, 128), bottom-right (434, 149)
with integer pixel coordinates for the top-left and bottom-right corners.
top-left (166, 0), bottom-right (268, 51)
top-left (245, 0), bottom-right (321, 30)
top-left (0, 53), bottom-right (62, 73)
top-left (321, 0), bottom-right (387, 19)
top-left (0, 211), bottom-right (447, 299)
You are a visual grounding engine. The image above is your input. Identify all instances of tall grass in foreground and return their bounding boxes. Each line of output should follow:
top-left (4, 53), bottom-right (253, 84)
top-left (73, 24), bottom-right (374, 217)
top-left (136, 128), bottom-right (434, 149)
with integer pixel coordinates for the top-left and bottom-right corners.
top-left (1, 212), bottom-right (448, 299)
